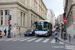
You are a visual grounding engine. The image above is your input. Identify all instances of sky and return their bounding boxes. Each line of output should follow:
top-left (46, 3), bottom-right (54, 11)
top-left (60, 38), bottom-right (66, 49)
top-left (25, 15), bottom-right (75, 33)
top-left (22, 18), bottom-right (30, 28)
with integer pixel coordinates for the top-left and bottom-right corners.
top-left (43, 0), bottom-right (64, 17)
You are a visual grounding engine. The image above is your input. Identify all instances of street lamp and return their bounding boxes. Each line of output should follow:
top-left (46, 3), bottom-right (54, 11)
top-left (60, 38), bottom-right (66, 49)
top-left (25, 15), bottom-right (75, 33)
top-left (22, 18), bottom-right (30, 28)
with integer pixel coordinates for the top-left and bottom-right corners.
top-left (63, 13), bottom-right (67, 40)
top-left (7, 10), bottom-right (11, 38)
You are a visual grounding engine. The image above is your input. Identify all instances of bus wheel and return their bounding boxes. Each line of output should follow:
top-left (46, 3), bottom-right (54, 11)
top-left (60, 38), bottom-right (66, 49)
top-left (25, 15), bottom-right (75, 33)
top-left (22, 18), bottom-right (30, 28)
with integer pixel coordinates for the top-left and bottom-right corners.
top-left (36, 35), bottom-right (39, 37)
top-left (50, 33), bottom-right (52, 36)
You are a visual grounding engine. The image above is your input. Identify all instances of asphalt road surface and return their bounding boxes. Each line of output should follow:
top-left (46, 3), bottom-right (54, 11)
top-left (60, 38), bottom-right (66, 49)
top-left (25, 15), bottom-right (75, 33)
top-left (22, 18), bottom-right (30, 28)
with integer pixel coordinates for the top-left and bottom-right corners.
top-left (0, 34), bottom-right (74, 50)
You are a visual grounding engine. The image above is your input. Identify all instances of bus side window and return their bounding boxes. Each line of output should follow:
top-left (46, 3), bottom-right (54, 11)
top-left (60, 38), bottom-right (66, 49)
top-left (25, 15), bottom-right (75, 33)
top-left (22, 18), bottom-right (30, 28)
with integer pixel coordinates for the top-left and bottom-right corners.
top-left (48, 25), bottom-right (49, 29)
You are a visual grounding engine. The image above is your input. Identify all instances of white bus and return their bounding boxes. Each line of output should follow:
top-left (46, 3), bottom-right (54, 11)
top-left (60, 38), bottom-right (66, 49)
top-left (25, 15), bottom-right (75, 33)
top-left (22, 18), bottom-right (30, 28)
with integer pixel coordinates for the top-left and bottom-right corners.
top-left (34, 20), bottom-right (52, 36)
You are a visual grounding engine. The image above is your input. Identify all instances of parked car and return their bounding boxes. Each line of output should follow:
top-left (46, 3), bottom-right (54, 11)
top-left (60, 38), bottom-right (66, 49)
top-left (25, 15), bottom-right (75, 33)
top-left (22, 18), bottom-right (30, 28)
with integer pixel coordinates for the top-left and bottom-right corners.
top-left (24, 29), bottom-right (35, 36)
top-left (0, 30), bottom-right (2, 38)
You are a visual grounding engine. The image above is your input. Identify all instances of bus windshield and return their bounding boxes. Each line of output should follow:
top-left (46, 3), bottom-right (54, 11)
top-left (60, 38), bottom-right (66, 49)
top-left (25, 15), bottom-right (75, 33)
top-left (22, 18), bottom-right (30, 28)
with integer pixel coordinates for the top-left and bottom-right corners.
top-left (36, 24), bottom-right (42, 30)
top-left (43, 22), bottom-right (48, 30)
top-left (35, 22), bottom-right (48, 30)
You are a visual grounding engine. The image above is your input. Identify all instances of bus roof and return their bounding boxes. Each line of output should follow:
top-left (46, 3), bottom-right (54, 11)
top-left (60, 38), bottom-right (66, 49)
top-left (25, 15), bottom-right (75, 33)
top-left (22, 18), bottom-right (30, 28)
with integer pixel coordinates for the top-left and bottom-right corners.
top-left (35, 20), bottom-right (51, 24)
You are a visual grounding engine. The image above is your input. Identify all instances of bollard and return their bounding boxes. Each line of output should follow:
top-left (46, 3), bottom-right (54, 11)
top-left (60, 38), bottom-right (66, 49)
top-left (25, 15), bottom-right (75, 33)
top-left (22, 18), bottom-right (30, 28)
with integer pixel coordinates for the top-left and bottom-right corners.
top-left (69, 34), bottom-right (71, 42)
top-left (19, 32), bottom-right (21, 37)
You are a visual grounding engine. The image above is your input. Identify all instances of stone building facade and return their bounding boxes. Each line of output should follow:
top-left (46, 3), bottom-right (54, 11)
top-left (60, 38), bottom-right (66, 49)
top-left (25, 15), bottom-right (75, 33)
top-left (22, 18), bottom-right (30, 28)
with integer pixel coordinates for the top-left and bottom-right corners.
top-left (57, 14), bottom-right (63, 26)
top-left (0, 0), bottom-right (47, 35)
top-left (47, 9), bottom-right (55, 28)
top-left (64, 0), bottom-right (75, 37)
top-left (55, 18), bottom-right (57, 25)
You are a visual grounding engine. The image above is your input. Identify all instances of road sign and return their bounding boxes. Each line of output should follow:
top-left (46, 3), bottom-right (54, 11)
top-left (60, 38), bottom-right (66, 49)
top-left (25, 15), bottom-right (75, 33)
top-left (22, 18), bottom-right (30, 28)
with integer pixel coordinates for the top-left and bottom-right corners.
top-left (8, 20), bottom-right (10, 24)
top-left (63, 19), bottom-right (67, 23)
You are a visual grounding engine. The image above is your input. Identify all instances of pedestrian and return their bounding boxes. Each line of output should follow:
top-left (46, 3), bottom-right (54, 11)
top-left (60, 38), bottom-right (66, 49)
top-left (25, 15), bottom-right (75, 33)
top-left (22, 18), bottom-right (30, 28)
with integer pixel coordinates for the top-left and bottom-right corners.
top-left (4, 29), bottom-right (7, 36)
top-left (56, 26), bottom-right (59, 32)
top-left (61, 25), bottom-right (64, 39)
top-left (0, 30), bottom-right (2, 38)
top-left (0, 30), bottom-right (2, 35)
top-left (54, 29), bottom-right (58, 42)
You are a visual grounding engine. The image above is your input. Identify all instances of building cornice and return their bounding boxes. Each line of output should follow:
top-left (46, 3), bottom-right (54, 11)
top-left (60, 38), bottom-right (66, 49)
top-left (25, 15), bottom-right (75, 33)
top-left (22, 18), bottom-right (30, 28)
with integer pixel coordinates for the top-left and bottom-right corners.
top-left (41, 0), bottom-right (47, 10)
top-left (17, 2), bottom-right (45, 19)
top-left (66, 3), bottom-right (75, 18)
top-left (0, 1), bottom-right (46, 20)
top-left (64, 0), bottom-right (68, 12)
top-left (0, 1), bottom-right (28, 10)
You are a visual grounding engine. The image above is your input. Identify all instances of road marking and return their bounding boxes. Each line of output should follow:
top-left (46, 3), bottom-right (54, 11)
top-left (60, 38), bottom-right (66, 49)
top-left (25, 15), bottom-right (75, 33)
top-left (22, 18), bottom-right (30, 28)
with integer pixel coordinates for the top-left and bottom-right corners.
top-left (59, 41), bottom-right (64, 44)
top-left (27, 38), bottom-right (37, 42)
top-left (34, 38), bottom-right (43, 42)
top-left (5, 38), bottom-right (16, 41)
top-left (12, 38), bottom-right (25, 41)
top-left (42, 39), bottom-right (50, 43)
top-left (20, 37), bottom-right (31, 41)
top-left (65, 44), bottom-right (75, 50)
top-left (0, 39), bottom-right (5, 41)
top-left (51, 39), bottom-right (55, 43)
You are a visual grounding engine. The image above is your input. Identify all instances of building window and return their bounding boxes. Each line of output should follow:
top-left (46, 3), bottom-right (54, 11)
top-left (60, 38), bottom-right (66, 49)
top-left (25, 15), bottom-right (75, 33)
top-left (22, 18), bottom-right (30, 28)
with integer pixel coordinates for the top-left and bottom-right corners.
top-left (20, 12), bottom-right (22, 26)
top-left (1, 20), bottom-right (3, 25)
top-left (0, 10), bottom-right (3, 25)
top-left (31, 14), bottom-right (33, 27)
top-left (0, 10), bottom-right (9, 26)
top-left (31, 20), bottom-right (32, 27)
top-left (5, 10), bottom-right (9, 25)
top-left (1, 17), bottom-right (3, 19)
top-left (5, 10), bottom-right (8, 15)
top-left (36, 17), bottom-right (37, 21)
top-left (23, 13), bottom-right (25, 27)
top-left (34, 15), bottom-right (35, 22)
top-left (1, 10), bottom-right (3, 15)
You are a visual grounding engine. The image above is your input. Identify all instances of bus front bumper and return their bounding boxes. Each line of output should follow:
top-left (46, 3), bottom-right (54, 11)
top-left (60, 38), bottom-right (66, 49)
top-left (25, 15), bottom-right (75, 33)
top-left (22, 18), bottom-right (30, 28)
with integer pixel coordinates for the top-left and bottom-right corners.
top-left (35, 33), bottom-right (48, 36)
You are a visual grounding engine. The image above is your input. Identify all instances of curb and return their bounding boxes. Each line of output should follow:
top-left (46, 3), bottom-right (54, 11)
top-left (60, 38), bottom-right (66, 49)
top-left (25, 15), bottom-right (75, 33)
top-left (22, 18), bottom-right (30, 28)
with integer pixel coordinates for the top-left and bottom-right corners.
top-left (58, 38), bottom-right (75, 45)
top-left (0, 34), bottom-right (24, 39)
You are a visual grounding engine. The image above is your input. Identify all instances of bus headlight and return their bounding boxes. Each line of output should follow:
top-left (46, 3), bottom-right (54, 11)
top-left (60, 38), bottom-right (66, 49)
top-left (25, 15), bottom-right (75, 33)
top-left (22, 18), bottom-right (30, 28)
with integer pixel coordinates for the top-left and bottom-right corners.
top-left (35, 31), bottom-right (38, 33)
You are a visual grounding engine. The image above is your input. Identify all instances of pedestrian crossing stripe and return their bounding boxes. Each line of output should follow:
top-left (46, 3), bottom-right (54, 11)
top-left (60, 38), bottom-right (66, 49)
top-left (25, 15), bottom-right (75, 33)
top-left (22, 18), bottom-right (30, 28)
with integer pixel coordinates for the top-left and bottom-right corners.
top-left (0, 38), bottom-right (64, 44)
top-left (13, 38), bottom-right (25, 41)
top-left (27, 38), bottom-right (37, 42)
top-left (51, 39), bottom-right (55, 43)
top-left (20, 37), bottom-right (31, 41)
top-left (6, 38), bottom-right (16, 41)
top-left (42, 39), bottom-right (50, 43)
top-left (34, 38), bottom-right (43, 42)
top-left (59, 41), bottom-right (64, 44)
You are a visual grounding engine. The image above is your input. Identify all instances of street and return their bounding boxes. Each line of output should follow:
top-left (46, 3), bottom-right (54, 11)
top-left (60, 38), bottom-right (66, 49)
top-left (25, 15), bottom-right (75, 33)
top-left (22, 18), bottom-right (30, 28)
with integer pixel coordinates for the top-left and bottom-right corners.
top-left (0, 0), bottom-right (75, 50)
top-left (0, 34), bottom-right (74, 50)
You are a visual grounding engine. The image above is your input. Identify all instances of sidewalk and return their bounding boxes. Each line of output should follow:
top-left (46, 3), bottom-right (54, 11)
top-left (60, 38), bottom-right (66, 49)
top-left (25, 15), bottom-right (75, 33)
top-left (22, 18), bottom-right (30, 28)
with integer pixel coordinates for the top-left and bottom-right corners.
top-left (0, 33), bottom-right (24, 39)
top-left (64, 34), bottom-right (75, 44)
top-left (58, 30), bottom-right (75, 45)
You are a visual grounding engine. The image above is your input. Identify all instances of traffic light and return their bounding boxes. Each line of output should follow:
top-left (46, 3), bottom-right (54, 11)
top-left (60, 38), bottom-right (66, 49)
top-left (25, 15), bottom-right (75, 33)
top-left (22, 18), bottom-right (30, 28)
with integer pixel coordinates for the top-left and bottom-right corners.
top-left (63, 13), bottom-right (66, 19)
top-left (10, 24), bottom-right (12, 26)
top-left (9, 15), bottom-right (11, 20)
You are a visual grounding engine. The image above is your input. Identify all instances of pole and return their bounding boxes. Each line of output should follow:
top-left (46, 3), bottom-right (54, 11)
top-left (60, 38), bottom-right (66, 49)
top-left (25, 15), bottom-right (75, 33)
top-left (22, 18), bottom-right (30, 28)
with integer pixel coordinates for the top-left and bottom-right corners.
top-left (7, 23), bottom-right (11, 38)
top-left (61, 23), bottom-right (63, 39)
top-left (63, 13), bottom-right (67, 40)
top-left (7, 15), bottom-right (11, 38)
